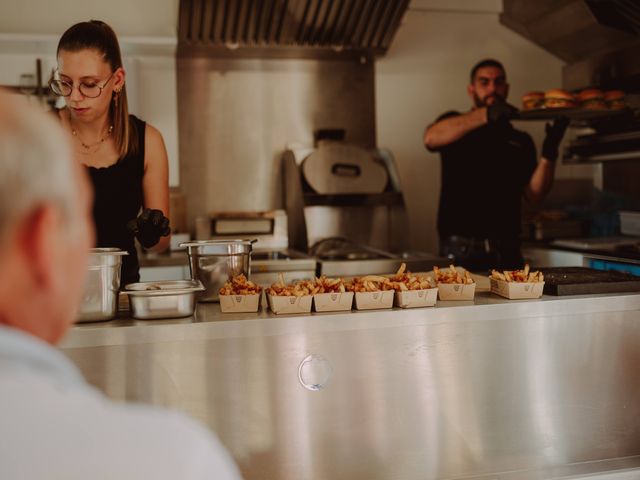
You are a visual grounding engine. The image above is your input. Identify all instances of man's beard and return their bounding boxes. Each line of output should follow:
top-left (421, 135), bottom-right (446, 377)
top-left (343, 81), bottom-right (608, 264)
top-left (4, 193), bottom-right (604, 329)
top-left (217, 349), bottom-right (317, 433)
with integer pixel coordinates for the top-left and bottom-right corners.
top-left (474, 93), bottom-right (502, 108)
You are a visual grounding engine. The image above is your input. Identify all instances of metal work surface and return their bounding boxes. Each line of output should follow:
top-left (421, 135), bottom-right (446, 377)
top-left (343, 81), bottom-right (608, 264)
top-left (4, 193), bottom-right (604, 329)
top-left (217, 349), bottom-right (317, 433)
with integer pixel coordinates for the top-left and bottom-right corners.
top-left (61, 294), bottom-right (640, 480)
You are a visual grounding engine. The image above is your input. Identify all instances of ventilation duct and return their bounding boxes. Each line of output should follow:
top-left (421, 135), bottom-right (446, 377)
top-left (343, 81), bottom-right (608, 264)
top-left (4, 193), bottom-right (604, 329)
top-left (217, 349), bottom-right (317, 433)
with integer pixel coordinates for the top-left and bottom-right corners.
top-left (178, 0), bottom-right (410, 58)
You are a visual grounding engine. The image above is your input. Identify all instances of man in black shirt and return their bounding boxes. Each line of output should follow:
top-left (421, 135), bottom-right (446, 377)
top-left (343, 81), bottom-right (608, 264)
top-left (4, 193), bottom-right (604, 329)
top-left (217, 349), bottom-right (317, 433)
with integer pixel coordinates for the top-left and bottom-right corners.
top-left (424, 59), bottom-right (568, 271)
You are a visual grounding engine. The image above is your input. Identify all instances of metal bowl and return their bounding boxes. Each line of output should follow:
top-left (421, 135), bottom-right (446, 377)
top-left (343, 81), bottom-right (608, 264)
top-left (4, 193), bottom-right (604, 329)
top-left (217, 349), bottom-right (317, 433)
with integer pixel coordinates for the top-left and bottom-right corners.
top-left (123, 280), bottom-right (205, 320)
top-left (77, 248), bottom-right (128, 323)
top-left (181, 239), bottom-right (255, 302)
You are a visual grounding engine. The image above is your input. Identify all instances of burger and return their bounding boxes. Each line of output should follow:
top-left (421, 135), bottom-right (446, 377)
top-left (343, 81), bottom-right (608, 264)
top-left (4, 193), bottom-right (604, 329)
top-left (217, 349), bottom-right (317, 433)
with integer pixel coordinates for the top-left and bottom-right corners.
top-left (604, 90), bottom-right (626, 110)
top-left (521, 91), bottom-right (545, 110)
top-left (543, 89), bottom-right (576, 108)
top-left (577, 88), bottom-right (607, 109)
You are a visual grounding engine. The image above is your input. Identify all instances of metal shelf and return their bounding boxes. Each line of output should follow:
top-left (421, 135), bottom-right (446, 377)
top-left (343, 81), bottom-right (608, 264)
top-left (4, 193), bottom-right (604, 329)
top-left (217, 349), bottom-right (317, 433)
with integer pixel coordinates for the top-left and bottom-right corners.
top-left (563, 150), bottom-right (640, 163)
top-left (516, 107), bottom-right (632, 121)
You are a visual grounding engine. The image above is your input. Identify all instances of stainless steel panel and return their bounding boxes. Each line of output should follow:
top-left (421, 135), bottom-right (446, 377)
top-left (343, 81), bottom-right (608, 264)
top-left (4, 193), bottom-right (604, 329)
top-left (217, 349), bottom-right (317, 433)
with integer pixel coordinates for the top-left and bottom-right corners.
top-left (250, 248), bottom-right (317, 286)
top-left (251, 249), bottom-right (317, 273)
top-left (523, 247), bottom-right (586, 268)
top-left (177, 56), bottom-right (376, 233)
top-left (62, 294), bottom-right (640, 480)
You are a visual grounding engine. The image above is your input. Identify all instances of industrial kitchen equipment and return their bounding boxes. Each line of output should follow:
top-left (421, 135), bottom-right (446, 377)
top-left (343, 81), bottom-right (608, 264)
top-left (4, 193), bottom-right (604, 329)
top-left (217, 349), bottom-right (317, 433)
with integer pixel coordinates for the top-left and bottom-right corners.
top-left (283, 139), bottom-right (445, 277)
top-left (193, 210), bottom-right (316, 287)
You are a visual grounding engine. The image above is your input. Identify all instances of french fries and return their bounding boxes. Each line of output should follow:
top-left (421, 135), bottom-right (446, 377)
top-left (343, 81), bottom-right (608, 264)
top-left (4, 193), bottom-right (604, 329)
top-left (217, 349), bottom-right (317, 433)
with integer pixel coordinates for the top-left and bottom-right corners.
top-left (490, 264), bottom-right (544, 283)
top-left (314, 275), bottom-right (354, 294)
top-left (267, 274), bottom-right (318, 297)
top-left (219, 274), bottom-right (262, 295)
top-left (433, 265), bottom-right (474, 284)
top-left (388, 262), bottom-right (435, 291)
top-left (268, 263), bottom-right (441, 297)
top-left (351, 275), bottom-right (395, 293)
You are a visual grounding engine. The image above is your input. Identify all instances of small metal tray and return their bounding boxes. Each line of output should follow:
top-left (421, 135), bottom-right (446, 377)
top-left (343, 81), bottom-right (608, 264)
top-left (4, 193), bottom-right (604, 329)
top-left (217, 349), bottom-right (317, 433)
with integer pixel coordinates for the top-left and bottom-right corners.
top-left (123, 280), bottom-right (205, 320)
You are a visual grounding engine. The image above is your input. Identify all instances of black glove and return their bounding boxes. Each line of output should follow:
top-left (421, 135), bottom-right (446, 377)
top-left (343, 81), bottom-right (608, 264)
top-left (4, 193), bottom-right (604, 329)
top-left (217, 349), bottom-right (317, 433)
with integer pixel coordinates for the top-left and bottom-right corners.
top-left (127, 208), bottom-right (171, 249)
top-left (487, 100), bottom-right (518, 125)
top-left (541, 117), bottom-right (570, 163)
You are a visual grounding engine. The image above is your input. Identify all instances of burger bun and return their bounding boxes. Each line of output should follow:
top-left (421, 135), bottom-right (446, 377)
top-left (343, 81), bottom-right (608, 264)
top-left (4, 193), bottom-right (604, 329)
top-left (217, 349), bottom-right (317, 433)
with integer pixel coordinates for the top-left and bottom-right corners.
top-left (544, 89), bottom-right (576, 109)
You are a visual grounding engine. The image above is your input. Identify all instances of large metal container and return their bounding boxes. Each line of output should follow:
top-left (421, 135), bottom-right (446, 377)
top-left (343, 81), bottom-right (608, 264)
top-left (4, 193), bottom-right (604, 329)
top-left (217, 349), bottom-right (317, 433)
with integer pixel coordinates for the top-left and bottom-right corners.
top-left (123, 280), bottom-right (205, 319)
top-left (77, 248), bottom-right (128, 322)
top-left (181, 240), bottom-right (255, 302)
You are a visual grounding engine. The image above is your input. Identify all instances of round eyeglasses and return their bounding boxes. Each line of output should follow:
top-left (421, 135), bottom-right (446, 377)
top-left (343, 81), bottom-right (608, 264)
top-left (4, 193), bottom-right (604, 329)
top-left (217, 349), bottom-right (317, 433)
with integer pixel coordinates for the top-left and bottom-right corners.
top-left (49, 71), bottom-right (115, 99)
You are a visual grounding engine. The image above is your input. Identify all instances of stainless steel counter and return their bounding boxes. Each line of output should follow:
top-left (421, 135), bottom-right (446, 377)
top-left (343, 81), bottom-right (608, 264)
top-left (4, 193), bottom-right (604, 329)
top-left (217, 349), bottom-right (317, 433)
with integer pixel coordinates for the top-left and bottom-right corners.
top-left (61, 293), bottom-right (640, 480)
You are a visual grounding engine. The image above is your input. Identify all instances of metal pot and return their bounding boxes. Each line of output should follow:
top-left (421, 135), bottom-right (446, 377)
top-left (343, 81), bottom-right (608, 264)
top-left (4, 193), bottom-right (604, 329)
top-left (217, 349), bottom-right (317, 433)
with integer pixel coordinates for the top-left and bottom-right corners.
top-left (181, 239), bottom-right (255, 302)
top-left (77, 248), bottom-right (128, 322)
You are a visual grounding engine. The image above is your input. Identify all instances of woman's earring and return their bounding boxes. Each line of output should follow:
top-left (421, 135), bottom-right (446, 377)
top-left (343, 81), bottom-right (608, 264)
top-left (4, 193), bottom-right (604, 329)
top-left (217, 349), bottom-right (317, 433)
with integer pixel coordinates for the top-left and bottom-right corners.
top-left (113, 89), bottom-right (121, 106)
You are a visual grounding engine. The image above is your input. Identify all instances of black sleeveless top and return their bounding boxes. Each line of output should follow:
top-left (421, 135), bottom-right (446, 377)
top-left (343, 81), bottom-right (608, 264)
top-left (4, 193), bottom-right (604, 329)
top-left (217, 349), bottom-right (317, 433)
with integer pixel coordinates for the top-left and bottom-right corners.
top-left (88, 115), bottom-right (146, 286)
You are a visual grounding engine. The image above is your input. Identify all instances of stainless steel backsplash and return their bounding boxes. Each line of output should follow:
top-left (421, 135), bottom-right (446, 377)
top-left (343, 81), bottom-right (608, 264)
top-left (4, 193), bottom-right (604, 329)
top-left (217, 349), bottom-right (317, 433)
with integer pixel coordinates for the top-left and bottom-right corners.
top-left (177, 56), bottom-right (376, 234)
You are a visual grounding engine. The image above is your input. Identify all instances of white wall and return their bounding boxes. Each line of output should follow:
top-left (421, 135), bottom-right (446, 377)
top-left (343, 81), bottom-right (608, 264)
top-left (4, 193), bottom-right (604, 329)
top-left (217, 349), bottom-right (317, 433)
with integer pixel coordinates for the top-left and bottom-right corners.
top-left (0, 0), bottom-right (178, 37)
top-left (376, 0), bottom-right (596, 254)
top-left (0, 0), bottom-right (180, 185)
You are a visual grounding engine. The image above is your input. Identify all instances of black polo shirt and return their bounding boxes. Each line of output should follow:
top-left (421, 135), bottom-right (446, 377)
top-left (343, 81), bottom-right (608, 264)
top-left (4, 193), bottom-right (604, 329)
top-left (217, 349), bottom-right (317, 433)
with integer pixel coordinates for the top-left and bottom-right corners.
top-left (433, 111), bottom-right (537, 240)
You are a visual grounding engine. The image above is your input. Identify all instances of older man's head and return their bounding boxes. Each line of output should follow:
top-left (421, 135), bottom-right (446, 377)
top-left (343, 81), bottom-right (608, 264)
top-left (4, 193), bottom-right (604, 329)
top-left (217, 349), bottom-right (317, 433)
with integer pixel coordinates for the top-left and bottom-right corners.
top-left (0, 90), bottom-right (94, 344)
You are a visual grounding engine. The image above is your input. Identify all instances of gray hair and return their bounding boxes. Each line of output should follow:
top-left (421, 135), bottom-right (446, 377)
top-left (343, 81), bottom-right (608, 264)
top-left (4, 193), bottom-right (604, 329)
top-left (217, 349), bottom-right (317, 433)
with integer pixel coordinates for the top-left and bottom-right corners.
top-left (0, 92), bottom-right (77, 243)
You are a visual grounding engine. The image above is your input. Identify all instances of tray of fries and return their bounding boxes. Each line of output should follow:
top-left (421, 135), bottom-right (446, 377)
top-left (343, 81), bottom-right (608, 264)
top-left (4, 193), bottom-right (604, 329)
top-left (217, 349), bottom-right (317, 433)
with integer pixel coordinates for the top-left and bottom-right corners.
top-left (351, 275), bottom-right (395, 310)
top-left (312, 276), bottom-right (354, 312)
top-left (266, 275), bottom-right (314, 314)
top-left (490, 265), bottom-right (545, 299)
top-left (433, 265), bottom-right (476, 300)
top-left (388, 263), bottom-right (438, 308)
top-left (219, 274), bottom-right (263, 313)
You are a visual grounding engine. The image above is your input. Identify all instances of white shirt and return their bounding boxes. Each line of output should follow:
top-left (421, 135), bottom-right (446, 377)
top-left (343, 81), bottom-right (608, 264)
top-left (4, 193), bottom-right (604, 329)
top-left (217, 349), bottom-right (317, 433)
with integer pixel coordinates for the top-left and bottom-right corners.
top-left (0, 325), bottom-right (243, 480)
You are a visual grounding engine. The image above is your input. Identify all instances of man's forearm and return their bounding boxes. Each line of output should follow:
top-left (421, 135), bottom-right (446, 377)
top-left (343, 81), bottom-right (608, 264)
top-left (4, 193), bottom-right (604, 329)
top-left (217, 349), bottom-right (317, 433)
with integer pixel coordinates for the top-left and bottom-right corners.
top-left (525, 158), bottom-right (555, 203)
top-left (424, 108), bottom-right (487, 151)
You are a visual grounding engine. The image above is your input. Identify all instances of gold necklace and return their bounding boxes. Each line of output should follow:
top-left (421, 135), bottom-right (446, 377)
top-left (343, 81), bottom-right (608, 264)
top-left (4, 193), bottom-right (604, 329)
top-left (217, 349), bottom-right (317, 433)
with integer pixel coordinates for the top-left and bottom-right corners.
top-left (71, 124), bottom-right (114, 151)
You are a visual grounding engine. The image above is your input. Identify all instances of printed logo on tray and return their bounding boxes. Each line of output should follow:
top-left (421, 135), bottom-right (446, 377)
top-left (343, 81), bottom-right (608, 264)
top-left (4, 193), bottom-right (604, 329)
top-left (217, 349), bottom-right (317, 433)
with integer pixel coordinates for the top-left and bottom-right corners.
top-left (454, 285), bottom-right (460, 292)
top-left (289, 297), bottom-right (296, 304)
top-left (372, 292), bottom-right (379, 300)
top-left (418, 291), bottom-right (424, 298)
top-left (331, 294), bottom-right (338, 301)
top-left (235, 296), bottom-right (242, 302)
top-left (524, 285), bottom-right (530, 292)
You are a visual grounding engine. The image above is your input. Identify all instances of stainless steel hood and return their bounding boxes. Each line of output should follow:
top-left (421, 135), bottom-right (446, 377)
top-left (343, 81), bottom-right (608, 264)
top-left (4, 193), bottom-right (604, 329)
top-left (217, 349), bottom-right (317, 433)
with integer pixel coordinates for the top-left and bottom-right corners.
top-left (501, 0), bottom-right (640, 90)
top-left (178, 0), bottom-right (410, 59)
top-left (500, 0), bottom-right (637, 64)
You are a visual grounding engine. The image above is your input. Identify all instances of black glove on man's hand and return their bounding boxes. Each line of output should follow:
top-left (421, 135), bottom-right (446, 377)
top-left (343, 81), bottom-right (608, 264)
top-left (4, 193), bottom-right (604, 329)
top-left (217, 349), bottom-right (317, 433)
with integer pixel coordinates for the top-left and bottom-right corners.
top-left (487, 100), bottom-right (518, 125)
top-left (541, 117), bottom-right (570, 163)
top-left (127, 208), bottom-right (171, 249)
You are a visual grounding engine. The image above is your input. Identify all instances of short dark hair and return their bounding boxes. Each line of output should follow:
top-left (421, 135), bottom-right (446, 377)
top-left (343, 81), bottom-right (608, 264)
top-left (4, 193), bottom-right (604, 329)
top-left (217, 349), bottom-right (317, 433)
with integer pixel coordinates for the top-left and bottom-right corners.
top-left (470, 59), bottom-right (505, 83)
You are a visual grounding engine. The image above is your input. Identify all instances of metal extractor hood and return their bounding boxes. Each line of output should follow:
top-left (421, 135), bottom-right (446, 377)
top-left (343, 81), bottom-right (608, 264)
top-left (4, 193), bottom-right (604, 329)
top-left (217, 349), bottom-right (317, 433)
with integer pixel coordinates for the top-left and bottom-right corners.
top-left (500, 0), bottom-right (640, 90)
top-left (500, 0), bottom-right (639, 64)
top-left (178, 0), bottom-right (410, 59)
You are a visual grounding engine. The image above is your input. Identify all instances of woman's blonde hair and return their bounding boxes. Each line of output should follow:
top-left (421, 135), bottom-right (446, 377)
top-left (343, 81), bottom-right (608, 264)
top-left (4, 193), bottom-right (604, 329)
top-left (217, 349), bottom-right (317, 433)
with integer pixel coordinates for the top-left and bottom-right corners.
top-left (57, 20), bottom-right (138, 159)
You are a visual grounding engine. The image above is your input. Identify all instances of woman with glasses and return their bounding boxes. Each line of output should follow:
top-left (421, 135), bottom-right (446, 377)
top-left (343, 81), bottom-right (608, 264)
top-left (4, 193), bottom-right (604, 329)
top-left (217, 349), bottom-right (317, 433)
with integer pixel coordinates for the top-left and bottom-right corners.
top-left (51, 20), bottom-right (171, 285)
